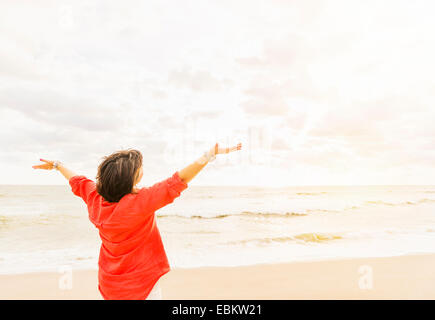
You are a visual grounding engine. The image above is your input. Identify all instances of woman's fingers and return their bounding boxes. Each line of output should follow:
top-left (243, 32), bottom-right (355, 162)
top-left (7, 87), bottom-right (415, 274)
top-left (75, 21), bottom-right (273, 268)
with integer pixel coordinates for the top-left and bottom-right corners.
top-left (216, 143), bottom-right (242, 154)
top-left (32, 164), bottom-right (51, 170)
top-left (40, 158), bottom-right (54, 164)
top-left (227, 143), bottom-right (241, 153)
top-left (32, 159), bottom-right (54, 170)
top-left (207, 142), bottom-right (242, 156)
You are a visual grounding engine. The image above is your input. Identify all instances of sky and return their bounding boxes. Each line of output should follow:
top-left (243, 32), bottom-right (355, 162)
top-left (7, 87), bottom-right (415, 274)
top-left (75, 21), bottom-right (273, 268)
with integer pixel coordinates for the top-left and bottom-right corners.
top-left (0, 0), bottom-right (434, 186)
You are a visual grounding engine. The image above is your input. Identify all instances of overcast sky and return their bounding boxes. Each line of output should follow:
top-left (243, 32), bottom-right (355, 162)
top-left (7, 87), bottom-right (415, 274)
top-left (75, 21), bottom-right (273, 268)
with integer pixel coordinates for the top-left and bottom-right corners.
top-left (1, 0), bottom-right (434, 186)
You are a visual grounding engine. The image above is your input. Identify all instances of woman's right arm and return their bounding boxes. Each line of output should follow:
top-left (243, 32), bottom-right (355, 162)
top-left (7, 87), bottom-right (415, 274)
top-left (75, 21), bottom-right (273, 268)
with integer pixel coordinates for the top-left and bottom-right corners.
top-left (32, 159), bottom-right (77, 181)
top-left (32, 159), bottom-right (95, 204)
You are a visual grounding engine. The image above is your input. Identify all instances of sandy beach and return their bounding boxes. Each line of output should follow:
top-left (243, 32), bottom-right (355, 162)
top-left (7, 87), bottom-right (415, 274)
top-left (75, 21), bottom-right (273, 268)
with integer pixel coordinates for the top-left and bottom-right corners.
top-left (1, 253), bottom-right (434, 300)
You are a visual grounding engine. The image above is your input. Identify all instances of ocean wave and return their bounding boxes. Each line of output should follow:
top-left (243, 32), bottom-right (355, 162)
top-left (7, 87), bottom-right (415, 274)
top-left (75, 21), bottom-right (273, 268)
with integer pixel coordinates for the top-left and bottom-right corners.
top-left (0, 213), bottom-right (81, 230)
top-left (366, 200), bottom-right (403, 206)
top-left (0, 215), bottom-right (10, 226)
top-left (177, 230), bottom-right (220, 234)
top-left (347, 206), bottom-right (360, 210)
top-left (74, 256), bottom-right (94, 261)
top-left (158, 211), bottom-right (309, 219)
top-left (195, 195), bottom-right (216, 199)
top-left (225, 233), bottom-right (344, 245)
top-left (296, 192), bottom-right (328, 196)
top-left (419, 199), bottom-right (435, 204)
top-left (365, 199), bottom-right (435, 207)
top-left (293, 233), bottom-right (343, 242)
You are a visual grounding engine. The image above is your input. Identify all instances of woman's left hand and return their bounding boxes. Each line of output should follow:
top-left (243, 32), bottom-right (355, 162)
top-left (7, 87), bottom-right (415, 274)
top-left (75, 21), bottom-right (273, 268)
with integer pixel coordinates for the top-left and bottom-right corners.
top-left (210, 142), bottom-right (242, 156)
top-left (32, 159), bottom-right (57, 170)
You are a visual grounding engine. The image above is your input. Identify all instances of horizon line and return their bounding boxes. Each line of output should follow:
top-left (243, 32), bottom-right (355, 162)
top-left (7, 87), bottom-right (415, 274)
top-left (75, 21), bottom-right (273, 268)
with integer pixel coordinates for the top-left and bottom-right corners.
top-left (1, 184), bottom-right (435, 188)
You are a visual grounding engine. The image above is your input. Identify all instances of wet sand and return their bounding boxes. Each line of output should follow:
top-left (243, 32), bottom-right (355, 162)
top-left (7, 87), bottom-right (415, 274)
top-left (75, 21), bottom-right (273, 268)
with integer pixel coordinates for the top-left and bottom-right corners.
top-left (1, 254), bottom-right (434, 299)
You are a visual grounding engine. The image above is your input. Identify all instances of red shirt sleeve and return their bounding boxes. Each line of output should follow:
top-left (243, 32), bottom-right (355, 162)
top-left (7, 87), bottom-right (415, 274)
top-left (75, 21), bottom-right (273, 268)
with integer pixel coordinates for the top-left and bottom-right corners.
top-left (69, 175), bottom-right (97, 205)
top-left (136, 171), bottom-right (188, 215)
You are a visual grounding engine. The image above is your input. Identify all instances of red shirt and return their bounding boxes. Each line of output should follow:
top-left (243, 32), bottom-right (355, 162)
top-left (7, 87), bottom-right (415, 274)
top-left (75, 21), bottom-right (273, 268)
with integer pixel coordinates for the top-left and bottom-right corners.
top-left (69, 171), bottom-right (188, 300)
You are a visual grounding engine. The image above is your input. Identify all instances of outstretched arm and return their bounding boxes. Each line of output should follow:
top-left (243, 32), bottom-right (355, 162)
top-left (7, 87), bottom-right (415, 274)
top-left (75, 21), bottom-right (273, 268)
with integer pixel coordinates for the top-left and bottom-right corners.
top-left (32, 159), bottom-right (77, 181)
top-left (178, 142), bottom-right (242, 184)
top-left (136, 142), bottom-right (242, 214)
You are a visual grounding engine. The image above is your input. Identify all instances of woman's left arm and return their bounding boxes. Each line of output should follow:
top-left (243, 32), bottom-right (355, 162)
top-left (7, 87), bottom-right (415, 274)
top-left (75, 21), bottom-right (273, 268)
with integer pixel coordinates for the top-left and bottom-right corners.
top-left (178, 142), bottom-right (242, 184)
top-left (32, 159), bottom-right (77, 181)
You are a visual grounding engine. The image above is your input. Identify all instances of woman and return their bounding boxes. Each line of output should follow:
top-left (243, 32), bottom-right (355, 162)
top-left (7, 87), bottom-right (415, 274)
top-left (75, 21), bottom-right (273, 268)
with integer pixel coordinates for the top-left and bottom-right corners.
top-left (32, 142), bottom-right (242, 300)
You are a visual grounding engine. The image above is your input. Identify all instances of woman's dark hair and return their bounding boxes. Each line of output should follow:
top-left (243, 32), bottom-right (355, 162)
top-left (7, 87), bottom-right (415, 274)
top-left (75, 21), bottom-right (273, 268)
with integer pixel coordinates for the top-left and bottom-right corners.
top-left (96, 149), bottom-right (143, 203)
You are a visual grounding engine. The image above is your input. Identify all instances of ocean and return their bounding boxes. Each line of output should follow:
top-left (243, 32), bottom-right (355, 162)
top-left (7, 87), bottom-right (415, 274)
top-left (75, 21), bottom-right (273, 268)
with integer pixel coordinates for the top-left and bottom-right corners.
top-left (1, 184), bottom-right (435, 274)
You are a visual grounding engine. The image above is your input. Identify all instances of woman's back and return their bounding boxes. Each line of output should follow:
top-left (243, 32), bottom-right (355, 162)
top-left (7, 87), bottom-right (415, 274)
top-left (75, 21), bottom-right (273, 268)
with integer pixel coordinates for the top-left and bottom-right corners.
top-left (69, 172), bottom-right (188, 299)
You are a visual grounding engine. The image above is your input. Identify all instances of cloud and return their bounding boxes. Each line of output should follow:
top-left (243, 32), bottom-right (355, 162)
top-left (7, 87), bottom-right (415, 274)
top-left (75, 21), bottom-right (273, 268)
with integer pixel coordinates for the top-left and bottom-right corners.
top-left (240, 98), bottom-right (288, 116)
top-left (0, 85), bottom-right (126, 132)
top-left (168, 66), bottom-right (232, 92)
top-left (1, 0), bottom-right (435, 185)
top-left (240, 79), bottom-right (296, 116)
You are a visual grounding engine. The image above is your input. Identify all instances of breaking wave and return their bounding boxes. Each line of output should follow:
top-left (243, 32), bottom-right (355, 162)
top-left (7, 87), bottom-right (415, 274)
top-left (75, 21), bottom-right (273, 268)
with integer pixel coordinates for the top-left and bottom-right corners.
top-left (158, 211), bottom-right (310, 219)
top-left (365, 199), bottom-right (435, 207)
top-left (225, 233), bottom-right (344, 245)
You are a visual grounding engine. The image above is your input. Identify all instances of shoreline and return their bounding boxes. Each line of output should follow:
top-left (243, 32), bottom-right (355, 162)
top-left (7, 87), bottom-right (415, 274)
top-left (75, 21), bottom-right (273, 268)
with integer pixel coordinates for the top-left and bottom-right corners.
top-left (1, 253), bottom-right (434, 299)
top-left (2, 249), bottom-right (431, 276)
